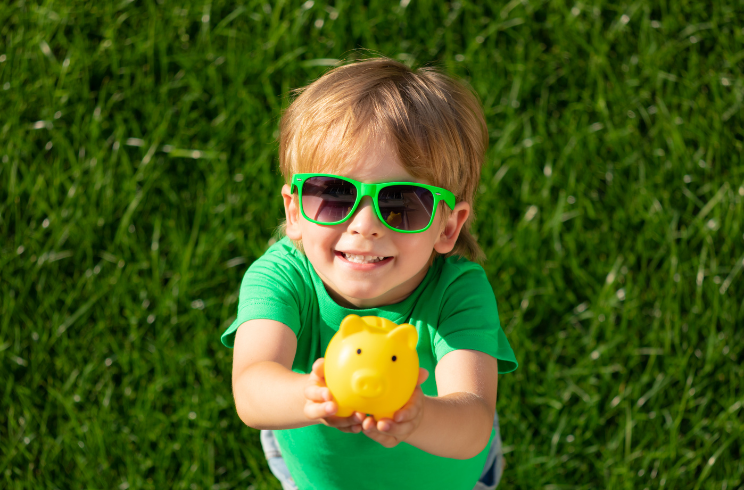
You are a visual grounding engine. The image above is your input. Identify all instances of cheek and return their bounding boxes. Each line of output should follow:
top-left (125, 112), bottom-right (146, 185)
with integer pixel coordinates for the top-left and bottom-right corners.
top-left (395, 232), bottom-right (437, 255)
top-left (300, 223), bottom-right (341, 252)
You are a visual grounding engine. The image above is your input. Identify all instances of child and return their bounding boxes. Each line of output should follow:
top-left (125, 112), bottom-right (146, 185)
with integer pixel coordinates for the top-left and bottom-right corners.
top-left (221, 57), bottom-right (518, 490)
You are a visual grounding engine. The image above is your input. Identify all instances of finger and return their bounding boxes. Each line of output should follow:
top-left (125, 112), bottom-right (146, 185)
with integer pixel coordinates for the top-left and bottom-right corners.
top-left (307, 361), bottom-right (328, 387)
top-left (394, 389), bottom-right (424, 423)
top-left (304, 401), bottom-right (337, 420)
top-left (394, 402), bottom-right (417, 423)
top-left (417, 367), bottom-right (429, 385)
top-left (304, 385), bottom-right (333, 402)
top-left (361, 415), bottom-right (377, 432)
top-left (311, 358), bottom-right (326, 378)
top-left (334, 423), bottom-right (363, 434)
top-left (324, 414), bottom-right (362, 426)
top-left (376, 418), bottom-right (394, 432)
top-left (363, 425), bottom-right (398, 448)
top-left (378, 418), bottom-right (417, 438)
top-left (322, 415), bottom-right (363, 432)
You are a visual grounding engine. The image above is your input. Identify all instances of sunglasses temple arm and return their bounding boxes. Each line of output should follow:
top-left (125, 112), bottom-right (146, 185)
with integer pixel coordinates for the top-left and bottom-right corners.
top-left (443, 193), bottom-right (455, 210)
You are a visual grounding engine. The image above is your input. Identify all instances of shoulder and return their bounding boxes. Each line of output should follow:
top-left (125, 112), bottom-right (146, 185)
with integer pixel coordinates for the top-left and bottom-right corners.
top-left (433, 254), bottom-right (490, 289)
top-left (247, 237), bottom-right (311, 277)
top-left (235, 237), bottom-right (317, 302)
top-left (259, 236), bottom-right (308, 266)
top-left (412, 255), bottom-right (494, 318)
top-left (431, 255), bottom-right (497, 316)
top-left (223, 238), bottom-right (312, 347)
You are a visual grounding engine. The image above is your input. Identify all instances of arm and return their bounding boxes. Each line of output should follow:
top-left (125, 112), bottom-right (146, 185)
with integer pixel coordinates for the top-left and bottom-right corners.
top-left (232, 319), bottom-right (365, 431)
top-left (232, 318), bottom-right (307, 430)
top-left (361, 349), bottom-right (498, 460)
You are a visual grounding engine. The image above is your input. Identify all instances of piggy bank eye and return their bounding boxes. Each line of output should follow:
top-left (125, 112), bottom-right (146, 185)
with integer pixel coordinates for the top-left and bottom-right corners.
top-left (357, 348), bottom-right (362, 354)
top-left (391, 355), bottom-right (397, 362)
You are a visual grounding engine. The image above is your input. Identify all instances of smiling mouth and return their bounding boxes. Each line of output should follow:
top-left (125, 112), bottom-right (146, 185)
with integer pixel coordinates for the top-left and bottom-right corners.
top-left (336, 251), bottom-right (392, 264)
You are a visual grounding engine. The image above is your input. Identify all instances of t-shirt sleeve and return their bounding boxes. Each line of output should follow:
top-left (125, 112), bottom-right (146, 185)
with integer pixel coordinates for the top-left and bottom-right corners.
top-left (433, 263), bottom-right (518, 374)
top-left (220, 246), bottom-right (306, 348)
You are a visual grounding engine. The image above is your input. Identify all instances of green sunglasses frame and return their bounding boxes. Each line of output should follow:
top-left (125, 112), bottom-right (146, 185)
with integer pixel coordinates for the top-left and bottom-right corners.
top-left (290, 173), bottom-right (456, 233)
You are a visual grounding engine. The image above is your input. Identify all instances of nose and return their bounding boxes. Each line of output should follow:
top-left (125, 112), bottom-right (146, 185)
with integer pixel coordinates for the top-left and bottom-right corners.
top-left (351, 369), bottom-right (386, 398)
top-left (346, 196), bottom-right (385, 236)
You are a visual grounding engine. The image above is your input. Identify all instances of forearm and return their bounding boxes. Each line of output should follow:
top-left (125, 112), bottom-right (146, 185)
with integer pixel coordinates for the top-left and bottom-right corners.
top-left (405, 392), bottom-right (494, 459)
top-left (233, 360), bottom-right (313, 430)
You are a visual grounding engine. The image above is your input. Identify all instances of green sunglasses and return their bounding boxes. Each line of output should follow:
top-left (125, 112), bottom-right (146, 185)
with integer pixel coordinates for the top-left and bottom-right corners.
top-left (290, 173), bottom-right (456, 233)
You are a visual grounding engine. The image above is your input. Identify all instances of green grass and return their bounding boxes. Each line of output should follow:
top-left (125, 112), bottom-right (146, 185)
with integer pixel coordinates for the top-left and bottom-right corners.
top-left (2, 0), bottom-right (743, 488)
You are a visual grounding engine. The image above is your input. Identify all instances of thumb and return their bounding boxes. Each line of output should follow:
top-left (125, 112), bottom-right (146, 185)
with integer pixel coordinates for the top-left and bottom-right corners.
top-left (417, 367), bottom-right (429, 386)
top-left (311, 358), bottom-right (326, 382)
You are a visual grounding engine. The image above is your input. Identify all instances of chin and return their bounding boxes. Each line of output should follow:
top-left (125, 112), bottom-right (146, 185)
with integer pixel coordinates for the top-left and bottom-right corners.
top-left (343, 286), bottom-right (385, 301)
top-left (336, 284), bottom-right (394, 307)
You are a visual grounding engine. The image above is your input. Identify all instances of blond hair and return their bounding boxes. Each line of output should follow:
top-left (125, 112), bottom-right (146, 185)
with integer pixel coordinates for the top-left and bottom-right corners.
top-left (277, 57), bottom-right (487, 262)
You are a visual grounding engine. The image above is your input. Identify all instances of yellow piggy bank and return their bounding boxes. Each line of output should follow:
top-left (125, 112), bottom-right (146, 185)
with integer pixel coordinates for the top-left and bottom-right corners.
top-left (324, 314), bottom-right (419, 420)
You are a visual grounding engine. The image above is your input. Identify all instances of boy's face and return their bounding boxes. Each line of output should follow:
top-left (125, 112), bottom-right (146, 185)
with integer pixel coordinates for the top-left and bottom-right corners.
top-left (282, 141), bottom-right (470, 309)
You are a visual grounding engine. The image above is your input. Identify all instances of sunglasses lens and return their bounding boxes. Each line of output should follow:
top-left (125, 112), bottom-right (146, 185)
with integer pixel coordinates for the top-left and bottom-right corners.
top-left (301, 177), bottom-right (357, 223)
top-left (378, 185), bottom-right (434, 231)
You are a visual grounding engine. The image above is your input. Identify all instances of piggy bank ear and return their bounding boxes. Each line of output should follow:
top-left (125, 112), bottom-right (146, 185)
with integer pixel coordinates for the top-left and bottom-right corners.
top-left (338, 314), bottom-right (365, 338)
top-left (387, 324), bottom-right (418, 350)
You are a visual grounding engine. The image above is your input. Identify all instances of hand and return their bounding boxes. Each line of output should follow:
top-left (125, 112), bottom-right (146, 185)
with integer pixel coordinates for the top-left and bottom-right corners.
top-left (361, 368), bottom-right (429, 448)
top-left (303, 358), bottom-right (366, 433)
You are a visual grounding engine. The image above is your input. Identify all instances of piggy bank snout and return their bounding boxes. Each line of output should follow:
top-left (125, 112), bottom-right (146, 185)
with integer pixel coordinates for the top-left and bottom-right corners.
top-left (351, 369), bottom-right (386, 398)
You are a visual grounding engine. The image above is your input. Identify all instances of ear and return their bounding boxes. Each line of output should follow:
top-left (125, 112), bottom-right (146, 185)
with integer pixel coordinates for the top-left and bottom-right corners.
top-left (281, 184), bottom-right (302, 240)
top-left (338, 314), bottom-right (365, 338)
top-left (361, 316), bottom-right (387, 330)
top-left (433, 201), bottom-right (470, 255)
top-left (387, 323), bottom-right (418, 350)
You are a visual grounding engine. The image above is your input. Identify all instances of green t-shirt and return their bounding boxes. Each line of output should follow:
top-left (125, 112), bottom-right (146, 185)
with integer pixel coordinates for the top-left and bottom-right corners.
top-left (221, 237), bottom-right (518, 490)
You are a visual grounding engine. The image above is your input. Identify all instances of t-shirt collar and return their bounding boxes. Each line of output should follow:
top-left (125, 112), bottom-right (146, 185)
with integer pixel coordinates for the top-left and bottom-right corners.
top-left (307, 261), bottom-right (439, 330)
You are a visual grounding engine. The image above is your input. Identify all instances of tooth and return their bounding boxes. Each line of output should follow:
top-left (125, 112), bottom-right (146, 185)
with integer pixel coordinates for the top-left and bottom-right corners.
top-left (343, 253), bottom-right (385, 263)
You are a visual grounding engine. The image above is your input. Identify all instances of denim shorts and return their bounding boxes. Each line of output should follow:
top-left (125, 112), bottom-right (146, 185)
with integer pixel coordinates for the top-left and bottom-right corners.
top-left (260, 409), bottom-right (505, 490)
